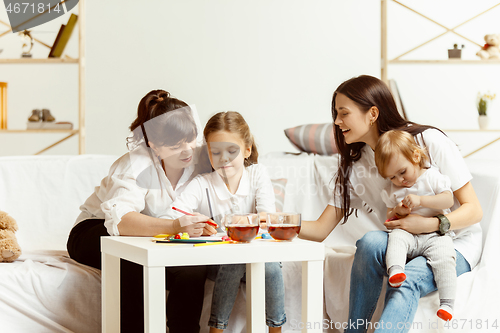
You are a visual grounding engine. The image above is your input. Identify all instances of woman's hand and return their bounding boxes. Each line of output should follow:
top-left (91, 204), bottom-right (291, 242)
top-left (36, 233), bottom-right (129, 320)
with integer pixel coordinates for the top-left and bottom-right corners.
top-left (384, 213), bottom-right (439, 235)
top-left (177, 212), bottom-right (215, 237)
top-left (177, 212), bottom-right (210, 227)
top-left (180, 223), bottom-right (205, 237)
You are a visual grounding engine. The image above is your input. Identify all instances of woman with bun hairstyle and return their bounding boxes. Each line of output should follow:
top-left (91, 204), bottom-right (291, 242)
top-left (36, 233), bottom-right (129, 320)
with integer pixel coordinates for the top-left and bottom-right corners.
top-left (299, 75), bottom-right (482, 332)
top-left (67, 90), bottom-right (216, 333)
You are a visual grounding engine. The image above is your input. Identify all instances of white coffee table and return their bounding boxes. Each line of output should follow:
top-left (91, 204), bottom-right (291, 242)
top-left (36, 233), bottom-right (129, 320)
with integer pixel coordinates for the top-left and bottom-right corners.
top-left (101, 236), bottom-right (325, 333)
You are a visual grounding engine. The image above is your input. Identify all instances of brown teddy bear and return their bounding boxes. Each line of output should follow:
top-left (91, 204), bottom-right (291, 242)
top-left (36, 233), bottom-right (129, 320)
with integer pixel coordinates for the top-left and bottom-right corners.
top-left (0, 211), bottom-right (22, 262)
top-left (477, 34), bottom-right (500, 60)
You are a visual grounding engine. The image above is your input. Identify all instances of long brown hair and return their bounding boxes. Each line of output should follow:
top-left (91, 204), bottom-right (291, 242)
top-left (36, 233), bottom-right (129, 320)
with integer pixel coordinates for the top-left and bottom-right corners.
top-left (203, 111), bottom-right (258, 167)
top-left (332, 75), bottom-right (440, 224)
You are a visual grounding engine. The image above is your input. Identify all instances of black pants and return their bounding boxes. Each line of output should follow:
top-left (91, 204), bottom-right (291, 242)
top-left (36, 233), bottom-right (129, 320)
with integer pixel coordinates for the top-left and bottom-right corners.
top-left (67, 219), bottom-right (207, 333)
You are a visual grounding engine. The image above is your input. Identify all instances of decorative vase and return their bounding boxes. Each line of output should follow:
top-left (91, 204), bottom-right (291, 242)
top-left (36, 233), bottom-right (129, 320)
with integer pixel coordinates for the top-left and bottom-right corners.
top-left (478, 115), bottom-right (489, 130)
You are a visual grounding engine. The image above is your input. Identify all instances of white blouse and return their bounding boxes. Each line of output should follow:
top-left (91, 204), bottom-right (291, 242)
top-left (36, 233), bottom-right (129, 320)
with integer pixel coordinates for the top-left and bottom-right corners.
top-left (163, 164), bottom-right (276, 227)
top-left (329, 128), bottom-right (482, 268)
top-left (75, 145), bottom-right (197, 236)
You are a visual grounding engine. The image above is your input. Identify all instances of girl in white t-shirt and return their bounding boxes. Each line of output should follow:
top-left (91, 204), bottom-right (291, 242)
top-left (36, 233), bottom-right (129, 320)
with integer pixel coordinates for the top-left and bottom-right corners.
top-left (168, 111), bottom-right (286, 332)
top-left (67, 90), bottom-right (216, 333)
top-left (299, 75), bottom-right (482, 332)
top-left (375, 130), bottom-right (457, 321)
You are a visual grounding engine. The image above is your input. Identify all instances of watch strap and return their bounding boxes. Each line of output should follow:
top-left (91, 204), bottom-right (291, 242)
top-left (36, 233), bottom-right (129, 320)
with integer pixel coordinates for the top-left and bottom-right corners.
top-left (435, 213), bottom-right (450, 236)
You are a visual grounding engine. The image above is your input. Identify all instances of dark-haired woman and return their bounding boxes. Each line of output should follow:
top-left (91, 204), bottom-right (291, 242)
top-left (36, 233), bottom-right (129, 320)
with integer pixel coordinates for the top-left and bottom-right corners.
top-left (67, 90), bottom-right (216, 333)
top-left (299, 75), bottom-right (482, 332)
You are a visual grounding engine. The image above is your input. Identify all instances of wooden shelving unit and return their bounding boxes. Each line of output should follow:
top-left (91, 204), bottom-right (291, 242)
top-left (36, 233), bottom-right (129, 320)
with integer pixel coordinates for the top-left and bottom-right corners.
top-left (0, 0), bottom-right (85, 155)
top-left (0, 58), bottom-right (79, 64)
top-left (381, 0), bottom-right (500, 158)
top-left (381, 0), bottom-right (500, 82)
top-left (389, 59), bottom-right (500, 64)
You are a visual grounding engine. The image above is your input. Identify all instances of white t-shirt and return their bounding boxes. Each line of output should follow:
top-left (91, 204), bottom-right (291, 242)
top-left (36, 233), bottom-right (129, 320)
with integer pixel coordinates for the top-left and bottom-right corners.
top-left (164, 164), bottom-right (276, 225)
top-left (381, 166), bottom-right (452, 218)
top-left (75, 144), bottom-right (197, 236)
top-left (329, 128), bottom-right (482, 268)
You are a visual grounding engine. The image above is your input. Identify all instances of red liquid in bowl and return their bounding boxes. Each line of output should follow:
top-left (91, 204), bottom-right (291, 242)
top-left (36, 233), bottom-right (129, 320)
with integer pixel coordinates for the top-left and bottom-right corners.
top-left (268, 225), bottom-right (301, 241)
top-left (226, 225), bottom-right (259, 242)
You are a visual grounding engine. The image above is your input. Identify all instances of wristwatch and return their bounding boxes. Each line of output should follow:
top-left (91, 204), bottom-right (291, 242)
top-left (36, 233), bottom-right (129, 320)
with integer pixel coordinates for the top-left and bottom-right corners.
top-left (435, 214), bottom-right (451, 236)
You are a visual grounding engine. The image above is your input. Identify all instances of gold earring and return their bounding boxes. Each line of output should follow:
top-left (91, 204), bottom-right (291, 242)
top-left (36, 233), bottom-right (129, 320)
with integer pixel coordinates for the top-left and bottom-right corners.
top-left (370, 120), bottom-right (373, 126)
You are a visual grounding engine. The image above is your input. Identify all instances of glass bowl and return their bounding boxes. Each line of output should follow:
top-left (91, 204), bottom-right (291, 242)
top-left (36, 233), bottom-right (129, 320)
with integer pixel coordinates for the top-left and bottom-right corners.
top-left (266, 212), bottom-right (301, 241)
top-left (223, 213), bottom-right (260, 242)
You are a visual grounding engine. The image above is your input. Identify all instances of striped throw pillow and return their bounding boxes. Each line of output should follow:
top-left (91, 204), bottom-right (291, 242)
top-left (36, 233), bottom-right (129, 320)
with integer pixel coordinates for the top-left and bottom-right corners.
top-left (284, 123), bottom-right (338, 155)
top-left (271, 178), bottom-right (287, 212)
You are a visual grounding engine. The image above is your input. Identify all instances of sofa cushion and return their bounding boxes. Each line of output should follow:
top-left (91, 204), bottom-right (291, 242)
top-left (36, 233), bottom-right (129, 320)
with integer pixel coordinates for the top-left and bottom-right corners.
top-left (0, 155), bottom-right (118, 251)
top-left (284, 123), bottom-right (338, 155)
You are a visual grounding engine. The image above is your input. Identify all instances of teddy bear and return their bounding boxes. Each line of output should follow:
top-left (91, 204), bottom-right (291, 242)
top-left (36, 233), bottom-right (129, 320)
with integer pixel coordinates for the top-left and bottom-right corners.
top-left (476, 34), bottom-right (500, 60)
top-left (0, 211), bottom-right (22, 262)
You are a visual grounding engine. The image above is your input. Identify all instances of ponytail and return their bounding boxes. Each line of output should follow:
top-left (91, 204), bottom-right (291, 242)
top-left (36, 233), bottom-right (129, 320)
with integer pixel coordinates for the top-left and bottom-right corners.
top-left (127, 90), bottom-right (189, 149)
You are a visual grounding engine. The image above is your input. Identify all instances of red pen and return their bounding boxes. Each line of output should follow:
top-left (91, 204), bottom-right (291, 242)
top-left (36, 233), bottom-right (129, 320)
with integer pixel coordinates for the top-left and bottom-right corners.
top-left (172, 207), bottom-right (218, 228)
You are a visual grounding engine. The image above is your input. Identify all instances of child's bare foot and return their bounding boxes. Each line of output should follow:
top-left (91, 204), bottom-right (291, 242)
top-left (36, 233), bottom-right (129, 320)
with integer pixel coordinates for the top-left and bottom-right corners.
top-left (269, 327), bottom-right (282, 333)
top-left (209, 328), bottom-right (223, 333)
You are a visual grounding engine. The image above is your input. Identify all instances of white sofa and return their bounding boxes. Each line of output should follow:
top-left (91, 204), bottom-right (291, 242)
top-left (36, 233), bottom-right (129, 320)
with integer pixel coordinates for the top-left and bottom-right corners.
top-left (0, 153), bottom-right (498, 333)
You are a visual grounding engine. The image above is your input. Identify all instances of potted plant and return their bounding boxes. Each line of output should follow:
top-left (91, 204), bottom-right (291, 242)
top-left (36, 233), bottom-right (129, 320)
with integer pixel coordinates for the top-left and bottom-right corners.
top-left (477, 92), bottom-right (496, 130)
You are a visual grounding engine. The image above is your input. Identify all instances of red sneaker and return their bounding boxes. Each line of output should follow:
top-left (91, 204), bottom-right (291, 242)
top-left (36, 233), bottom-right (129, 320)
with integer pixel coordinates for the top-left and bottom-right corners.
top-left (437, 308), bottom-right (453, 321)
top-left (388, 272), bottom-right (406, 288)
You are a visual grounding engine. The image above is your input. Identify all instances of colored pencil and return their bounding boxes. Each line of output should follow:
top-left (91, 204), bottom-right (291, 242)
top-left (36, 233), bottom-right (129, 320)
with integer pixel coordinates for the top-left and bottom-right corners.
top-left (193, 241), bottom-right (231, 247)
top-left (172, 207), bottom-right (218, 228)
top-left (205, 188), bottom-right (215, 224)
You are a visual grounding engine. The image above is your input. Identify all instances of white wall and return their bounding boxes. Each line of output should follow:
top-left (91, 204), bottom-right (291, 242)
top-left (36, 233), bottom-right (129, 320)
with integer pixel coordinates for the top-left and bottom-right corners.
top-left (0, 0), bottom-right (379, 156)
top-left (386, 0), bottom-right (500, 159)
top-left (1, 0), bottom-right (499, 158)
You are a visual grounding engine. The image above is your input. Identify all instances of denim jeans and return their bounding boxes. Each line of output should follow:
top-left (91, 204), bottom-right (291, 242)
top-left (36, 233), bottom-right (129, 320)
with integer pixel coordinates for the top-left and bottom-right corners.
top-left (208, 262), bottom-right (287, 329)
top-left (345, 230), bottom-right (471, 333)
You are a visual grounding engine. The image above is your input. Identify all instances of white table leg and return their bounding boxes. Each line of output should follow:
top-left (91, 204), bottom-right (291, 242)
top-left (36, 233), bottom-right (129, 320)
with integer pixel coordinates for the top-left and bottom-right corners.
top-left (102, 252), bottom-right (121, 333)
top-left (144, 266), bottom-right (166, 333)
top-left (246, 262), bottom-right (266, 333)
top-left (302, 260), bottom-right (323, 333)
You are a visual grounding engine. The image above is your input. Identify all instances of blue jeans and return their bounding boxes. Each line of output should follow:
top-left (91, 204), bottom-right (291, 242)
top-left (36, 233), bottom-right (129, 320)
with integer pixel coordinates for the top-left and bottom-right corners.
top-left (208, 262), bottom-right (287, 329)
top-left (345, 231), bottom-right (471, 333)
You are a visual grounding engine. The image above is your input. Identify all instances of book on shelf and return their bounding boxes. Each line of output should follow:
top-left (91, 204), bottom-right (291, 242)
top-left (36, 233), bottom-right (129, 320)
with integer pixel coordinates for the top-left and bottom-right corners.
top-left (27, 122), bottom-right (73, 130)
top-left (48, 24), bottom-right (65, 58)
top-left (48, 14), bottom-right (78, 58)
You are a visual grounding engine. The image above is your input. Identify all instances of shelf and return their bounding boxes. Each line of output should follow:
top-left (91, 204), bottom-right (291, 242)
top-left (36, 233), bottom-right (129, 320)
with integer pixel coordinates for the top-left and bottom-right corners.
top-left (381, 0), bottom-right (500, 82)
top-left (0, 0), bottom-right (85, 155)
top-left (389, 59), bottom-right (500, 64)
top-left (443, 129), bottom-right (500, 132)
top-left (0, 58), bottom-right (79, 64)
top-left (0, 129), bottom-right (78, 133)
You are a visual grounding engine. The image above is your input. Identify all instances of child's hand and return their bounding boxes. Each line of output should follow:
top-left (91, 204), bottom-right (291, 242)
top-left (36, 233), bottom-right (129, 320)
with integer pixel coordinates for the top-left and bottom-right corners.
top-left (202, 222), bottom-right (218, 236)
top-left (402, 195), bottom-right (420, 209)
top-left (394, 202), bottom-right (411, 217)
